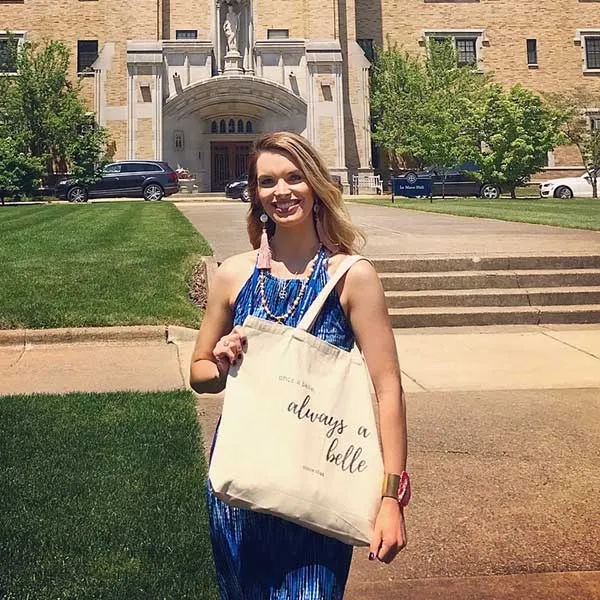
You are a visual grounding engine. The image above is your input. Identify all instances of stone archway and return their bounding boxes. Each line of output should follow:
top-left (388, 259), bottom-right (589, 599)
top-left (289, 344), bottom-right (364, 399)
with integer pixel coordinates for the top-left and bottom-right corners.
top-left (163, 75), bottom-right (308, 191)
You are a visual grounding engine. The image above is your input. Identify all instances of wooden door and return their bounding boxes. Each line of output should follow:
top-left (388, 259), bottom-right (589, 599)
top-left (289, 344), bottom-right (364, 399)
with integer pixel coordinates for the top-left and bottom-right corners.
top-left (211, 142), bottom-right (253, 191)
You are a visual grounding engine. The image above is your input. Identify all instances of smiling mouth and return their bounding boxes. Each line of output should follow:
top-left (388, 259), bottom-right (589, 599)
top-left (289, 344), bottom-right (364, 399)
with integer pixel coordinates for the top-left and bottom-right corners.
top-left (273, 199), bottom-right (301, 212)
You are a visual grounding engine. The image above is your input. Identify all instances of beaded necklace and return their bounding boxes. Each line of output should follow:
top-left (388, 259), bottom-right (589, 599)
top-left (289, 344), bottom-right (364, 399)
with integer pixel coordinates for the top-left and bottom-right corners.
top-left (258, 245), bottom-right (323, 323)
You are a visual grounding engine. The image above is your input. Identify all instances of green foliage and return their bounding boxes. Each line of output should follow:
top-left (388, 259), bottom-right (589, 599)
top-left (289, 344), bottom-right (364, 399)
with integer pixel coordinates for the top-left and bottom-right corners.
top-left (0, 137), bottom-right (44, 204)
top-left (370, 38), bottom-right (490, 193)
top-left (370, 41), bottom-right (567, 198)
top-left (475, 85), bottom-right (568, 198)
top-left (0, 37), bottom-right (108, 190)
top-left (556, 88), bottom-right (600, 198)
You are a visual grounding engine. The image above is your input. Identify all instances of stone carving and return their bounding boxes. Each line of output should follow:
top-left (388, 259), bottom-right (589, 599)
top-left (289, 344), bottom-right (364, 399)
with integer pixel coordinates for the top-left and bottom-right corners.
top-left (223, 3), bottom-right (240, 53)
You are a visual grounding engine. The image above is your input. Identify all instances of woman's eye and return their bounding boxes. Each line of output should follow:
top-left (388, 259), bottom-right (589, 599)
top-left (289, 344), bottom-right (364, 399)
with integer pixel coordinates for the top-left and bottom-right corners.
top-left (259, 177), bottom-right (275, 187)
top-left (288, 173), bottom-right (302, 183)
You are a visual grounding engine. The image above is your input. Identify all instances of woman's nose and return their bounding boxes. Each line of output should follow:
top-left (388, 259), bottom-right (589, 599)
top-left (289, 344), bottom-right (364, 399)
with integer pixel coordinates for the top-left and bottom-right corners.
top-left (274, 178), bottom-right (290, 196)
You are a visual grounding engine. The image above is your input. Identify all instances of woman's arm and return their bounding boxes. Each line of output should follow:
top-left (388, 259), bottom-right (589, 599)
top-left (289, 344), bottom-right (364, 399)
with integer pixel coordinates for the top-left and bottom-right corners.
top-left (189, 260), bottom-right (237, 394)
top-left (342, 259), bottom-right (408, 563)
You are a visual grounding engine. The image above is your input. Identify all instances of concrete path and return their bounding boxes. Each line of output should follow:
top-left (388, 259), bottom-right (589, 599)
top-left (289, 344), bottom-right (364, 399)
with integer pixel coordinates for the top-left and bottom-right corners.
top-left (175, 201), bottom-right (600, 262)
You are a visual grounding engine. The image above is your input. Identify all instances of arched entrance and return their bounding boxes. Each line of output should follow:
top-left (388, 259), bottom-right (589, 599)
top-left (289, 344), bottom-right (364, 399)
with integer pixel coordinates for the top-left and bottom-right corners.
top-left (163, 75), bottom-right (308, 192)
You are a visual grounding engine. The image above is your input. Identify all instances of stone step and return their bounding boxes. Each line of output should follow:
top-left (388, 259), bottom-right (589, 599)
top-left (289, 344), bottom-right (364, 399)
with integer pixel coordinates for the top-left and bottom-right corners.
top-left (385, 286), bottom-right (600, 308)
top-left (388, 305), bottom-right (600, 328)
top-left (379, 269), bottom-right (600, 291)
top-left (372, 255), bottom-right (600, 273)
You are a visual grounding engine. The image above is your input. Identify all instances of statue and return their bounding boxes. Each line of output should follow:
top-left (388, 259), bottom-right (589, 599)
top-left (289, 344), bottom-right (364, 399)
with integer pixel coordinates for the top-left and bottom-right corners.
top-left (223, 3), bottom-right (239, 53)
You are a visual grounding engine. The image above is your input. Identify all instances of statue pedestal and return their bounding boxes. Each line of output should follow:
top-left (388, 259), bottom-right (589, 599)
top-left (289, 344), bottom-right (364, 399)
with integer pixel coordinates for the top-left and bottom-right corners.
top-left (224, 50), bottom-right (243, 74)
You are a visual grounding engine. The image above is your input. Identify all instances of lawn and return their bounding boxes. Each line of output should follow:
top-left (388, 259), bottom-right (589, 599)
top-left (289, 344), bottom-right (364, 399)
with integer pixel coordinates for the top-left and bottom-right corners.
top-left (349, 196), bottom-right (600, 230)
top-left (0, 391), bottom-right (219, 600)
top-left (0, 202), bottom-right (211, 329)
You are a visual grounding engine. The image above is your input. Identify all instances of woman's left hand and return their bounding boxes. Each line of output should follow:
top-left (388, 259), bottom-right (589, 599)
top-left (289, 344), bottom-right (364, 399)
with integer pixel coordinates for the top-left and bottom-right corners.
top-left (369, 498), bottom-right (407, 563)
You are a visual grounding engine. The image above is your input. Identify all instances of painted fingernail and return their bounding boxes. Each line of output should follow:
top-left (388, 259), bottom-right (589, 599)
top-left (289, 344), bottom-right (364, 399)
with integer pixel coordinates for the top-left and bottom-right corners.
top-left (232, 360), bottom-right (237, 366)
top-left (368, 552), bottom-right (375, 561)
top-left (237, 353), bottom-right (243, 360)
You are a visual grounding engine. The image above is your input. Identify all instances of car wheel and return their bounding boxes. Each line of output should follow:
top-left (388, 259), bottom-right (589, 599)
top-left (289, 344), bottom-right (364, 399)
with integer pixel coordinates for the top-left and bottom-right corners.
top-left (143, 183), bottom-right (164, 201)
top-left (554, 185), bottom-right (573, 199)
top-left (480, 184), bottom-right (500, 199)
top-left (241, 187), bottom-right (250, 202)
top-left (67, 186), bottom-right (88, 203)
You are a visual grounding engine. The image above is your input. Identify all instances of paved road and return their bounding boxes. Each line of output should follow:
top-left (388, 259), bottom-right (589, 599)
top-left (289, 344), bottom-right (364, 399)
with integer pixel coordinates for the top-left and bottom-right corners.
top-left (175, 200), bottom-right (600, 262)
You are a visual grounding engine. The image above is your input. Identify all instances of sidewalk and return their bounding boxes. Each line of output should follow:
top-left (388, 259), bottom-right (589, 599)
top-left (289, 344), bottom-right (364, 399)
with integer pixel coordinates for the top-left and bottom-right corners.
top-left (1, 323), bottom-right (599, 396)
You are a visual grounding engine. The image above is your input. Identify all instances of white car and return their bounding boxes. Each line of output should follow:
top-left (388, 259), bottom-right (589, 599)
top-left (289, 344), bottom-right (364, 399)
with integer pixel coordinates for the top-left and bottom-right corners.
top-left (539, 173), bottom-right (595, 198)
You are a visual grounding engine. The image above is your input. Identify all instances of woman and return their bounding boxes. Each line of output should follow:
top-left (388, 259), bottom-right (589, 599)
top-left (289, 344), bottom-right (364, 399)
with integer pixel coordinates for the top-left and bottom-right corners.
top-left (190, 131), bottom-right (408, 599)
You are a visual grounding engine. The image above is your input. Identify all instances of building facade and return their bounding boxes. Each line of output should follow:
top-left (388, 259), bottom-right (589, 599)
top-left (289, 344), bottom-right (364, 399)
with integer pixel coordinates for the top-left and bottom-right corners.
top-left (1, 0), bottom-right (598, 190)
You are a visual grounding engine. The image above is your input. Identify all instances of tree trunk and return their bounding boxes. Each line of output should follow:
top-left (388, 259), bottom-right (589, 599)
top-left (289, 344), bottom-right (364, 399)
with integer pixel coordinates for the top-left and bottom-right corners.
top-left (510, 186), bottom-right (517, 199)
top-left (593, 179), bottom-right (598, 199)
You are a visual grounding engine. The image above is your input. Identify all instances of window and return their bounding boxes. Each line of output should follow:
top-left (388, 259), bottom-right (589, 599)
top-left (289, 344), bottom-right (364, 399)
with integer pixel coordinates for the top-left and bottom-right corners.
top-left (588, 112), bottom-right (600, 131)
top-left (176, 30), bottom-right (198, 40)
top-left (237, 119), bottom-right (244, 133)
top-left (77, 40), bottom-right (98, 73)
top-left (585, 36), bottom-right (600, 69)
top-left (527, 39), bottom-right (538, 66)
top-left (211, 120), bottom-right (218, 133)
top-left (220, 119), bottom-right (226, 133)
top-left (423, 29), bottom-right (485, 69)
top-left (228, 119), bottom-right (235, 133)
top-left (357, 39), bottom-right (375, 63)
top-left (0, 37), bottom-right (18, 72)
top-left (104, 163), bottom-right (122, 174)
top-left (455, 38), bottom-right (476, 67)
top-left (267, 29), bottom-right (289, 40)
top-left (174, 130), bottom-right (184, 151)
top-left (246, 120), bottom-right (253, 133)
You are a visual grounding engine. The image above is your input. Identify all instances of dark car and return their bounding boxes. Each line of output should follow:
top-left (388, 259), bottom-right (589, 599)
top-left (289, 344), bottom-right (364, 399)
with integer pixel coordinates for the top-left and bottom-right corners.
top-left (225, 175), bottom-right (250, 202)
top-left (402, 164), bottom-right (501, 199)
top-left (55, 160), bottom-right (180, 202)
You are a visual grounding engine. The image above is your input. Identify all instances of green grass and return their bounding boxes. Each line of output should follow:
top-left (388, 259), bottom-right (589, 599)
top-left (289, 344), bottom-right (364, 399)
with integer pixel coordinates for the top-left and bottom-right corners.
top-left (0, 391), bottom-right (218, 600)
top-left (0, 203), bottom-right (211, 329)
top-left (349, 197), bottom-right (600, 230)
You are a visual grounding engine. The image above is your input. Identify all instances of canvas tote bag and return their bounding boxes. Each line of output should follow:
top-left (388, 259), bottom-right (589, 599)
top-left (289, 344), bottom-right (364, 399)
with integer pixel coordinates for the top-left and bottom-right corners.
top-left (208, 255), bottom-right (384, 546)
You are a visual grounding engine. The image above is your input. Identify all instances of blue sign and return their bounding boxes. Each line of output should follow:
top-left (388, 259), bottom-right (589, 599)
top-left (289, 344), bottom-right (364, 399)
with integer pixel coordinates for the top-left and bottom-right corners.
top-left (391, 175), bottom-right (432, 199)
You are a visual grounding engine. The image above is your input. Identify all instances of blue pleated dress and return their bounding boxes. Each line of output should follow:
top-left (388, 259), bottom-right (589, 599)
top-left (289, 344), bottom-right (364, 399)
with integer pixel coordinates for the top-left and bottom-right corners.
top-left (207, 247), bottom-right (355, 600)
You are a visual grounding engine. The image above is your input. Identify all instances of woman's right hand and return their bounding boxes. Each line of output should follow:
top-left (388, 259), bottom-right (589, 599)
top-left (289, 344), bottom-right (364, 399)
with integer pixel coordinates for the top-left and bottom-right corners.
top-left (212, 325), bottom-right (247, 377)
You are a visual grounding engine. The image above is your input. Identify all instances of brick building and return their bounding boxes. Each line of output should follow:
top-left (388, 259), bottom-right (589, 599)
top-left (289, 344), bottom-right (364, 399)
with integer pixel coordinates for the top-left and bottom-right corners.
top-left (1, 0), bottom-right (598, 190)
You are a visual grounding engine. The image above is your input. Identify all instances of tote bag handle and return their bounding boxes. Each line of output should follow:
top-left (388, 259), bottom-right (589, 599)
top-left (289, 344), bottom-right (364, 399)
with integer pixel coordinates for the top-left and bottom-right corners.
top-left (297, 255), bottom-right (366, 333)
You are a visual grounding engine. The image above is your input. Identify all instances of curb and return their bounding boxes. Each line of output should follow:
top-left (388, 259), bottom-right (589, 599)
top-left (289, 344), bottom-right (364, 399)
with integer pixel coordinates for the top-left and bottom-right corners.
top-left (0, 325), bottom-right (169, 347)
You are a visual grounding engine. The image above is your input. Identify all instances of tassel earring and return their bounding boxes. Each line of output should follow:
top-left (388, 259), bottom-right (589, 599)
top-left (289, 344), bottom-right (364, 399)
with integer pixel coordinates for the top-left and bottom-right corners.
top-left (257, 213), bottom-right (272, 269)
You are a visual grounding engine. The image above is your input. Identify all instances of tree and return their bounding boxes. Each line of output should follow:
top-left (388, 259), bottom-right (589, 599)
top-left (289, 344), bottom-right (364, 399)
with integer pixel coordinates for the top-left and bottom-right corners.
top-left (0, 137), bottom-right (43, 205)
top-left (370, 38), bottom-right (490, 196)
top-left (556, 88), bottom-right (600, 198)
top-left (474, 85), bottom-right (568, 198)
top-left (0, 37), bottom-right (107, 188)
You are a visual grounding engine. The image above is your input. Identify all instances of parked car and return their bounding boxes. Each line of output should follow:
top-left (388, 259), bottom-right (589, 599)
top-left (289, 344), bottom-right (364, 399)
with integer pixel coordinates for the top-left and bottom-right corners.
top-left (55, 160), bottom-right (180, 202)
top-left (225, 175), bottom-right (250, 202)
top-left (402, 164), bottom-right (501, 199)
top-left (539, 173), bottom-right (595, 198)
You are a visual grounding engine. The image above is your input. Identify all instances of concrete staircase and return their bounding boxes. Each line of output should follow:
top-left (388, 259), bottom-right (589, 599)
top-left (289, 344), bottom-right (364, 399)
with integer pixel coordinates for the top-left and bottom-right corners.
top-left (373, 255), bottom-right (600, 328)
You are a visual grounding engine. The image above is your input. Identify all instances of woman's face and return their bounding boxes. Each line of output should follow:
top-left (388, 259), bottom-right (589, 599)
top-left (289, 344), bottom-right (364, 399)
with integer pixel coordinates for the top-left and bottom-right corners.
top-left (255, 151), bottom-right (316, 229)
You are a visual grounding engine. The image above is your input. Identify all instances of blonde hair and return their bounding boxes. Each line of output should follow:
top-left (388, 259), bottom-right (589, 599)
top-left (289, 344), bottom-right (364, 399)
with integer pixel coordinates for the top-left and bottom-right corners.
top-left (246, 132), bottom-right (366, 254)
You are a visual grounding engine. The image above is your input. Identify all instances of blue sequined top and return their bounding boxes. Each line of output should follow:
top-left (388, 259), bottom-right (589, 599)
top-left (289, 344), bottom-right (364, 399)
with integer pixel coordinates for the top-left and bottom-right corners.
top-left (232, 247), bottom-right (355, 352)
